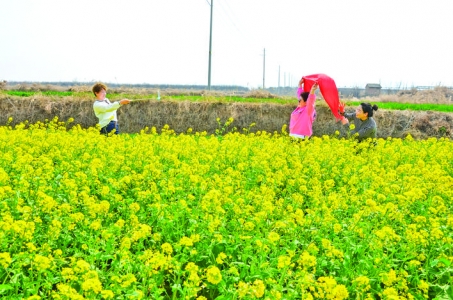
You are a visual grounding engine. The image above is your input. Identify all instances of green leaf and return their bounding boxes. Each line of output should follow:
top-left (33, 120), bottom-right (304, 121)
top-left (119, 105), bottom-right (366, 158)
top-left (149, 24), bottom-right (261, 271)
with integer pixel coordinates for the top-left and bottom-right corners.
top-left (438, 258), bottom-right (451, 266)
top-left (0, 284), bottom-right (14, 294)
top-left (430, 259), bottom-right (439, 268)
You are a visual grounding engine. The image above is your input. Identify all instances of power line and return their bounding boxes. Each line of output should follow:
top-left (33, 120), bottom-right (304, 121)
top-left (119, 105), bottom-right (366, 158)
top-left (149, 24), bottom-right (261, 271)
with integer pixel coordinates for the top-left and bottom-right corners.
top-left (205, 0), bottom-right (269, 88)
top-left (216, 0), bottom-right (241, 33)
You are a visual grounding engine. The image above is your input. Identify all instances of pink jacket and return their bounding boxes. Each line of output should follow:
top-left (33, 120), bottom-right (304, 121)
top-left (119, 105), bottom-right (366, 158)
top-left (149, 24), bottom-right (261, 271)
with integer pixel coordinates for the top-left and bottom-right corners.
top-left (289, 93), bottom-right (316, 137)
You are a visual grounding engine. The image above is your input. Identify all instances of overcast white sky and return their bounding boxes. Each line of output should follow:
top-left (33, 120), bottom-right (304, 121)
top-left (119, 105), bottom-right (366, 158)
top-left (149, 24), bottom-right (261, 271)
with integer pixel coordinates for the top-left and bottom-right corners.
top-left (1, 0), bottom-right (452, 89)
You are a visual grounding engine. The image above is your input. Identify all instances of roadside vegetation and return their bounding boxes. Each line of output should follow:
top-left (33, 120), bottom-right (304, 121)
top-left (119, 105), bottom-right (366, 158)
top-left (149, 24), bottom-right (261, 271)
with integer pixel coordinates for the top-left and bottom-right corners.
top-left (2, 86), bottom-right (453, 113)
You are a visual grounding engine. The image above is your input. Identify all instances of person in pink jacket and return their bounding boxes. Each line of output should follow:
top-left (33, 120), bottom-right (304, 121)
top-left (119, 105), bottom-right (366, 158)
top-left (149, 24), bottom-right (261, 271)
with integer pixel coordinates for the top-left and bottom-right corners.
top-left (289, 81), bottom-right (318, 139)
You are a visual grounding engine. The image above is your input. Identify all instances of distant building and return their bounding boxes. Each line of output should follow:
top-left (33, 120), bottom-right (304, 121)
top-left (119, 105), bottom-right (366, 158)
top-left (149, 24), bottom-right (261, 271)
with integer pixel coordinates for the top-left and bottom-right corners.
top-left (365, 83), bottom-right (382, 96)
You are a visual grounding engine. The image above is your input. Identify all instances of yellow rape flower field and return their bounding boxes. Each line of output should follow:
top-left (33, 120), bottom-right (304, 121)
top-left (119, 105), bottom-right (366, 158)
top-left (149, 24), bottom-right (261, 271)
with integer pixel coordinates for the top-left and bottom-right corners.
top-left (0, 118), bottom-right (452, 299)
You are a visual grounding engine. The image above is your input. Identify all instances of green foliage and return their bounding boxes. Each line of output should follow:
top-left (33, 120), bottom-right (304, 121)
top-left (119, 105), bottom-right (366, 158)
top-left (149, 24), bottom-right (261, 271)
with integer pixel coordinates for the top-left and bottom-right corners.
top-left (6, 90), bottom-right (74, 97)
top-left (0, 122), bottom-right (452, 299)
top-left (348, 101), bottom-right (453, 113)
top-left (164, 94), bottom-right (295, 104)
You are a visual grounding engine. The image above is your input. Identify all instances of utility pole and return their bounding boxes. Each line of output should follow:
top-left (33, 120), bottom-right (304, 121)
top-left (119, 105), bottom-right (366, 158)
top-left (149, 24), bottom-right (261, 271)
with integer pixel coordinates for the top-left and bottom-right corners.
top-left (278, 65), bottom-right (280, 95)
top-left (262, 48), bottom-right (265, 89)
top-left (208, 0), bottom-right (213, 90)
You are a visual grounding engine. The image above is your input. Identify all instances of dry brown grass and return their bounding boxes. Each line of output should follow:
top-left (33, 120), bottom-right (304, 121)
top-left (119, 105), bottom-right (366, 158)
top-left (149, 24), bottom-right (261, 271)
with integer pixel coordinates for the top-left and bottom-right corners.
top-left (1, 82), bottom-right (452, 139)
top-left (366, 86), bottom-right (453, 104)
top-left (243, 90), bottom-right (280, 99)
top-left (1, 94), bottom-right (452, 140)
top-left (3, 82), bottom-right (453, 102)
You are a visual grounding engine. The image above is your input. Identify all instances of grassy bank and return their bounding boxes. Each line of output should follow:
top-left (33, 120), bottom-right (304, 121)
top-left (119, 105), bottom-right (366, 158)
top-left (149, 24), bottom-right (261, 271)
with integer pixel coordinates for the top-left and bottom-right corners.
top-left (3, 90), bottom-right (453, 113)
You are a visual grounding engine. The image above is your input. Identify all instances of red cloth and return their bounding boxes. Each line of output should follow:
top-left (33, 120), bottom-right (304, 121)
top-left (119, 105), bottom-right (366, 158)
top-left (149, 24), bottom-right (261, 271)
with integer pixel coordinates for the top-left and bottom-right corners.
top-left (302, 74), bottom-right (341, 120)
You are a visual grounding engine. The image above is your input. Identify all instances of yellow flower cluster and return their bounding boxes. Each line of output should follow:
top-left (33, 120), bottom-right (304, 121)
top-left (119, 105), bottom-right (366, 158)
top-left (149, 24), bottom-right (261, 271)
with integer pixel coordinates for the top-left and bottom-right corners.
top-left (0, 252), bottom-right (12, 268)
top-left (0, 121), bottom-right (452, 299)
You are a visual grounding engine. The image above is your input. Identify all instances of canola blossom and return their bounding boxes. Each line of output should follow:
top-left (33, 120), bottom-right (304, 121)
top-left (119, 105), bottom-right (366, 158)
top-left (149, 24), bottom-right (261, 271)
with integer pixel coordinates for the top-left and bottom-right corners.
top-left (0, 118), bottom-right (452, 299)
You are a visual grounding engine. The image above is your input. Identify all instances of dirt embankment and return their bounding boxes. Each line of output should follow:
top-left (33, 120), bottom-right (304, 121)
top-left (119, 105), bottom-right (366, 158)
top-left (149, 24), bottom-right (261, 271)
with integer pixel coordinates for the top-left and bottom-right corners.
top-left (0, 96), bottom-right (452, 139)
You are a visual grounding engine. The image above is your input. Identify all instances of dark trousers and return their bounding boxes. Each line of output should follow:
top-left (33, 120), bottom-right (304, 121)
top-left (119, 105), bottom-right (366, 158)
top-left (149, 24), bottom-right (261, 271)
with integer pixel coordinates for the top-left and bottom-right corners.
top-left (100, 121), bottom-right (119, 135)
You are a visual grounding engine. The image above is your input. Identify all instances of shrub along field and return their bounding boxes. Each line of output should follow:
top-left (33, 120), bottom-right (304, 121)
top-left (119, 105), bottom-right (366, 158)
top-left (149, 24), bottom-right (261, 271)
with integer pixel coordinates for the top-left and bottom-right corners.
top-left (3, 89), bottom-right (453, 112)
top-left (0, 119), bottom-right (452, 299)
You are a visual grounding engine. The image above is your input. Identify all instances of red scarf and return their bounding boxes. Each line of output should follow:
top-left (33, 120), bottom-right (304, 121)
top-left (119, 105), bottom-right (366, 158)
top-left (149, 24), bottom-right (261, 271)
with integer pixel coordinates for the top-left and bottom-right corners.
top-left (302, 73), bottom-right (341, 120)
